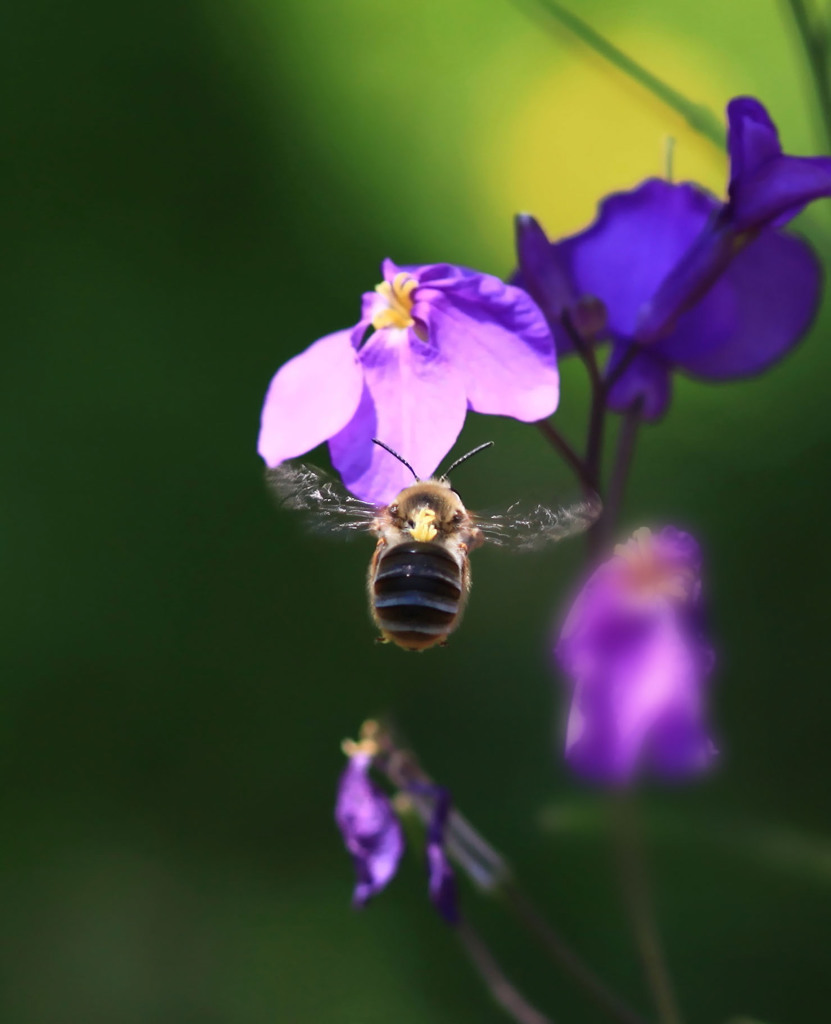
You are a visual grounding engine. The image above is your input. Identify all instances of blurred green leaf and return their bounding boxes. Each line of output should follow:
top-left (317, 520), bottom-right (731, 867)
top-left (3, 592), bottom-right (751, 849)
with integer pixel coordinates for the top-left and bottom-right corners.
top-left (539, 799), bottom-right (831, 887)
top-left (518, 0), bottom-right (726, 146)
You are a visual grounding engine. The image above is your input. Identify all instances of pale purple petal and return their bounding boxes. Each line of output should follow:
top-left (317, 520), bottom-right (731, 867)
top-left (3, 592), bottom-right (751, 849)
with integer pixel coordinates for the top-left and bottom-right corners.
top-left (658, 229), bottom-right (821, 378)
top-left (329, 328), bottom-right (467, 504)
top-left (419, 274), bottom-right (559, 421)
top-left (257, 328), bottom-right (364, 466)
top-left (335, 754), bottom-right (405, 907)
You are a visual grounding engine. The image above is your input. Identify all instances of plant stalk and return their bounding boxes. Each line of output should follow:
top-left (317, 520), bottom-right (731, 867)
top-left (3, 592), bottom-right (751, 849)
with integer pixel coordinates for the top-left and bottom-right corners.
top-left (613, 798), bottom-right (684, 1024)
top-left (457, 919), bottom-right (556, 1024)
top-left (784, 0), bottom-right (831, 152)
top-left (370, 721), bottom-right (649, 1024)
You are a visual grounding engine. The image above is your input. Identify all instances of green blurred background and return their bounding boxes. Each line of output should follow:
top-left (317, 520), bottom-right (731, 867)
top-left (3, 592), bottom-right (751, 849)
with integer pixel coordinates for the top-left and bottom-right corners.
top-left (3, 0), bottom-right (830, 1021)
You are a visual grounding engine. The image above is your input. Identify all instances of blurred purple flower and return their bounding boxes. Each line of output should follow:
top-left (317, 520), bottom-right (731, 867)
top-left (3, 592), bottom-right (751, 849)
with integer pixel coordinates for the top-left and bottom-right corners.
top-left (555, 527), bottom-right (716, 784)
top-left (258, 259), bottom-right (559, 504)
top-left (516, 97), bottom-right (829, 420)
top-left (335, 751), bottom-right (404, 907)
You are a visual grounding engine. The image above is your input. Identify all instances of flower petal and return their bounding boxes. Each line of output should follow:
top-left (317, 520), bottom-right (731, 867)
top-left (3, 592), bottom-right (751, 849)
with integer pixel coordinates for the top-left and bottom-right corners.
top-left (729, 154), bottom-right (831, 231)
top-left (335, 754), bottom-right (405, 907)
top-left (257, 328), bottom-right (364, 466)
top-left (727, 95), bottom-right (831, 230)
top-left (514, 214), bottom-right (577, 323)
top-left (427, 843), bottom-right (459, 924)
top-left (658, 229), bottom-right (821, 378)
top-left (727, 96), bottom-right (781, 185)
top-left (329, 328), bottom-right (468, 504)
top-left (562, 604), bottom-right (713, 783)
top-left (606, 344), bottom-right (672, 420)
top-left (557, 526), bottom-right (715, 784)
top-left (560, 180), bottom-right (716, 340)
top-left (425, 787), bottom-right (459, 924)
top-left (636, 222), bottom-right (735, 344)
top-left (420, 273), bottom-right (559, 421)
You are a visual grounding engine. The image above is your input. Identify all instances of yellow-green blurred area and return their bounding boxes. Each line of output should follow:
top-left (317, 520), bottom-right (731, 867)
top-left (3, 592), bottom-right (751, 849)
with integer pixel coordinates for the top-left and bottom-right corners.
top-left (4, 0), bottom-right (831, 1021)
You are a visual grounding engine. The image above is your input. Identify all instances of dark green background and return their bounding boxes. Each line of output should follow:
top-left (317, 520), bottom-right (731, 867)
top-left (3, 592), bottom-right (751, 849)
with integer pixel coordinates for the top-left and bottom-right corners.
top-left (3, 1), bottom-right (830, 1021)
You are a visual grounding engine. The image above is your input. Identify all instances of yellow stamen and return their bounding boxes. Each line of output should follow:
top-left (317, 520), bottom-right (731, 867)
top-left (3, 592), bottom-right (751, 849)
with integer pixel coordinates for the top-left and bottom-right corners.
top-left (341, 736), bottom-right (378, 758)
top-left (392, 793), bottom-right (414, 815)
top-left (614, 527), bottom-right (693, 602)
top-left (372, 271), bottom-right (417, 330)
top-left (410, 507), bottom-right (438, 543)
top-left (360, 719), bottom-right (380, 742)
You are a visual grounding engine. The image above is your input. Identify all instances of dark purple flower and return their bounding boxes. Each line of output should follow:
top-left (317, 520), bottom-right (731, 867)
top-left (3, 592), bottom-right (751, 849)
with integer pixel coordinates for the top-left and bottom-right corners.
top-left (555, 527), bottom-right (716, 784)
top-left (335, 751), bottom-right (404, 907)
top-left (424, 786), bottom-right (459, 924)
top-left (725, 96), bottom-right (831, 232)
top-left (258, 259), bottom-right (559, 504)
top-left (516, 97), bottom-right (828, 420)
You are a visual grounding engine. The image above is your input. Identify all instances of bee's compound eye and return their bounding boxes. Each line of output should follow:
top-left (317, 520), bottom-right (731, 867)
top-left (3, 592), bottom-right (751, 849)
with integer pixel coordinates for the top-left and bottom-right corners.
top-left (452, 512), bottom-right (463, 524)
top-left (389, 504), bottom-right (399, 515)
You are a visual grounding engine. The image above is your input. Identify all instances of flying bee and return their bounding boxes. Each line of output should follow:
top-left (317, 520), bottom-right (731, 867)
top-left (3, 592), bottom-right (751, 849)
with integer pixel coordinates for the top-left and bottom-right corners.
top-left (267, 440), bottom-right (600, 652)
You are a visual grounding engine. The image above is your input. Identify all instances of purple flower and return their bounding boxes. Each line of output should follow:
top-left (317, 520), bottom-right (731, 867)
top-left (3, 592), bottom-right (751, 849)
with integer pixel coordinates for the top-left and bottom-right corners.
top-left (555, 527), bottom-right (716, 784)
top-left (258, 259), bottom-right (559, 504)
top-left (335, 751), bottom-right (404, 907)
top-left (334, 743), bottom-right (459, 922)
top-left (516, 97), bottom-right (829, 420)
top-left (423, 786), bottom-right (459, 924)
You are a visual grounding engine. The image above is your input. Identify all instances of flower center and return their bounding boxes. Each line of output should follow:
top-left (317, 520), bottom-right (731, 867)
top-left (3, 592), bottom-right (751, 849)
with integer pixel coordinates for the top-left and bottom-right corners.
top-left (341, 719), bottom-right (382, 759)
top-left (372, 272), bottom-right (417, 330)
top-left (614, 527), bottom-right (694, 601)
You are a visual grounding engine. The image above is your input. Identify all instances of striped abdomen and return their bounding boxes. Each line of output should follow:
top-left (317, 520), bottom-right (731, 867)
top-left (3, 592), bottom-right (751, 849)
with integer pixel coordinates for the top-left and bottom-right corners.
top-left (371, 541), bottom-right (464, 651)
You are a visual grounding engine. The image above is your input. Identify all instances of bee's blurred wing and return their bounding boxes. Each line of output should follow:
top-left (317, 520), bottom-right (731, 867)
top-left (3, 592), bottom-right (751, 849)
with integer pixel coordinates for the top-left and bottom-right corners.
top-left (265, 462), bottom-right (380, 537)
top-left (476, 497), bottom-right (601, 552)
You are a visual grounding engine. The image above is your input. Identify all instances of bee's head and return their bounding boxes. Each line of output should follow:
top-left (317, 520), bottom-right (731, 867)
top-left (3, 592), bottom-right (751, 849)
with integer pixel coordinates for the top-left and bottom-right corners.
top-left (389, 482), bottom-right (466, 541)
top-left (372, 438), bottom-right (494, 541)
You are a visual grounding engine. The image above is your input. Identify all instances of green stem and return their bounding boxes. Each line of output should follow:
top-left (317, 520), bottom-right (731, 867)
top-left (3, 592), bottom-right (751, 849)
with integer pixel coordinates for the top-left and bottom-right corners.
top-left (500, 880), bottom-right (650, 1024)
top-left (601, 400), bottom-right (643, 545)
top-left (784, 0), bottom-right (831, 151)
top-left (374, 723), bottom-right (649, 1024)
top-left (559, 313), bottom-right (606, 495)
top-left (614, 798), bottom-right (684, 1024)
top-left (583, 393), bottom-right (679, 1024)
top-left (456, 920), bottom-right (556, 1024)
top-left (536, 419), bottom-right (596, 497)
top-left (515, 0), bottom-right (724, 148)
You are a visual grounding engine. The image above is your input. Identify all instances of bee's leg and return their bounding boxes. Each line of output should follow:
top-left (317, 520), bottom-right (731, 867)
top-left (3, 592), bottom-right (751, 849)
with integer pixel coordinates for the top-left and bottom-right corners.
top-left (374, 635), bottom-right (391, 645)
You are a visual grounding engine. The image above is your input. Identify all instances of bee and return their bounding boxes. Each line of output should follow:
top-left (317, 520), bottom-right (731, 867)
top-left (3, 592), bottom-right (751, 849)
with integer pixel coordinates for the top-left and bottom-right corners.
top-left (267, 439), bottom-right (599, 652)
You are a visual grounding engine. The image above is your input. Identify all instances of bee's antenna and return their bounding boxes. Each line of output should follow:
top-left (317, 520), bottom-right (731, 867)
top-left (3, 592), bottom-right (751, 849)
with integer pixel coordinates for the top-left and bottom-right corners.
top-left (441, 441), bottom-right (495, 479)
top-left (372, 438), bottom-right (420, 481)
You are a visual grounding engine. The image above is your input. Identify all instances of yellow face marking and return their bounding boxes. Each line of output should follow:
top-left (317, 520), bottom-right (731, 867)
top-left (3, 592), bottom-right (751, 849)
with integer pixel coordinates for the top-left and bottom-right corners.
top-left (371, 271), bottom-right (417, 330)
top-left (410, 507), bottom-right (438, 543)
